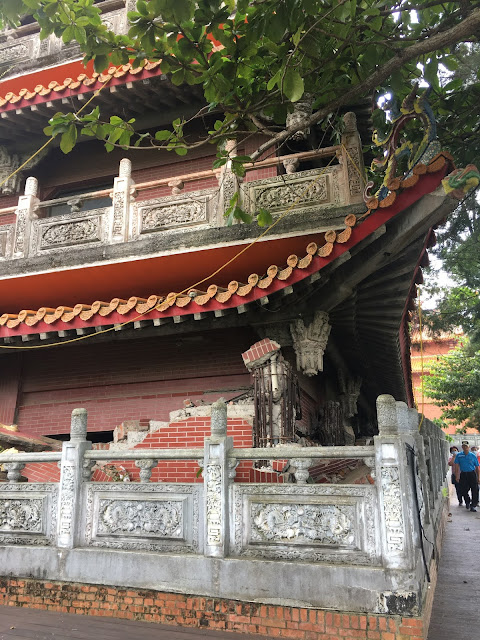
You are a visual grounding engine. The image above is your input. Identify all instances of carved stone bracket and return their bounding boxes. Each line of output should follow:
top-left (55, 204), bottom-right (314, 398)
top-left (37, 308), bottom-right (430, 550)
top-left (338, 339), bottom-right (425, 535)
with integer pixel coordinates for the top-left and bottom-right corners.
top-left (135, 459), bottom-right (158, 483)
top-left (290, 311), bottom-right (331, 376)
top-left (0, 146), bottom-right (21, 195)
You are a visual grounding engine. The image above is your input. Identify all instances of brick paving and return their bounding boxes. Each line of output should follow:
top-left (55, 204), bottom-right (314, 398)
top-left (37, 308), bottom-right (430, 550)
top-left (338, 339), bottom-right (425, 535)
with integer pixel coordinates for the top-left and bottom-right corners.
top-left (427, 482), bottom-right (480, 639)
top-left (0, 605), bottom-right (266, 640)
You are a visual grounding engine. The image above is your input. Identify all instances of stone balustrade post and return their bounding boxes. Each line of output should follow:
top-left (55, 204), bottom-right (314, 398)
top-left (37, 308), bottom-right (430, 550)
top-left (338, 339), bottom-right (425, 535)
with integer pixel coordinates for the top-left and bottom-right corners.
top-left (203, 399), bottom-right (233, 558)
top-left (216, 139), bottom-right (241, 225)
top-left (13, 177), bottom-right (39, 258)
top-left (57, 408), bottom-right (92, 548)
top-left (110, 158), bottom-right (135, 243)
top-left (339, 112), bottom-right (365, 205)
top-left (374, 395), bottom-right (418, 570)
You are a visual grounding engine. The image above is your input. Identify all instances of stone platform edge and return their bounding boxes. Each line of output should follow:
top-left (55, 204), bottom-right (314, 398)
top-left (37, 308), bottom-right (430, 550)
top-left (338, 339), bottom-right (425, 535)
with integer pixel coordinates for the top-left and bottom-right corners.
top-left (0, 577), bottom-right (428, 640)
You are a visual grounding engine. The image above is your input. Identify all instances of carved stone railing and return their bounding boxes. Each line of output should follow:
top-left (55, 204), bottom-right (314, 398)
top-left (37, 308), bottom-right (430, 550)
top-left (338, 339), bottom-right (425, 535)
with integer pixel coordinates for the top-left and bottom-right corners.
top-left (0, 111), bottom-right (365, 262)
top-left (0, 395), bottom-right (448, 613)
top-left (0, 2), bottom-right (126, 76)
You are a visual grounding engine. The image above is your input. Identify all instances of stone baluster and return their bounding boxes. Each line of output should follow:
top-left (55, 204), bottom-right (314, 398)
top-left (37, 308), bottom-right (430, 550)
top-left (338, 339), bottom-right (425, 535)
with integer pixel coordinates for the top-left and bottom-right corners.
top-left (203, 399), bottom-right (233, 558)
top-left (375, 395), bottom-right (417, 571)
top-left (13, 176), bottom-right (39, 258)
top-left (135, 459), bottom-right (158, 482)
top-left (3, 462), bottom-right (26, 483)
top-left (110, 158), bottom-right (135, 243)
top-left (57, 408), bottom-right (92, 548)
top-left (291, 458), bottom-right (312, 484)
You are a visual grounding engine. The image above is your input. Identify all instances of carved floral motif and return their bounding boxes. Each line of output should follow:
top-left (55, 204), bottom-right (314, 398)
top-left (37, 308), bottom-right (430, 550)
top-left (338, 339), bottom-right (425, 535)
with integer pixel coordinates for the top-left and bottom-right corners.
top-left (255, 176), bottom-right (328, 211)
top-left (97, 499), bottom-right (183, 537)
top-left (206, 464), bottom-right (222, 546)
top-left (381, 466), bottom-right (405, 553)
top-left (58, 465), bottom-right (75, 537)
top-left (251, 502), bottom-right (355, 546)
top-left (41, 218), bottom-right (101, 248)
top-left (0, 485), bottom-right (58, 546)
top-left (84, 484), bottom-right (200, 553)
top-left (232, 483), bottom-right (378, 564)
top-left (141, 201), bottom-right (206, 232)
top-left (0, 498), bottom-right (43, 532)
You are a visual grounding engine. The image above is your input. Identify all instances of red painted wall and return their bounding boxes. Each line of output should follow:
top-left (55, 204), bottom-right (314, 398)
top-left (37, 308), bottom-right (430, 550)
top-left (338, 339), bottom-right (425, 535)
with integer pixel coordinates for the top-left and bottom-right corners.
top-left (15, 328), bottom-right (255, 438)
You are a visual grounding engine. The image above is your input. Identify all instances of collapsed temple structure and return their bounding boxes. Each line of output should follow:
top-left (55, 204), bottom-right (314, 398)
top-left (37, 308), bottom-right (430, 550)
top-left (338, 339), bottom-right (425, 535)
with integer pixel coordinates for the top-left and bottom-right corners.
top-left (0, 2), bottom-right (479, 639)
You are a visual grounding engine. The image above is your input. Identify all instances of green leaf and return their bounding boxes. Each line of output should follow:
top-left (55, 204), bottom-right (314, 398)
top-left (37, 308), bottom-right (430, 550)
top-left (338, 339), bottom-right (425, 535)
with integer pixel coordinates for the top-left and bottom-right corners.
top-left (60, 123), bottom-right (78, 154)
top-left (174, 146), bottom-right (188, 155)
top-left (155, 130), bottom-right (172, 141)
top-left (282, 68), bottom-right (304, 103)
top-left (257, 208), bottom-right (273, 227)
top-left (233, 206), bottom-right (252, 224)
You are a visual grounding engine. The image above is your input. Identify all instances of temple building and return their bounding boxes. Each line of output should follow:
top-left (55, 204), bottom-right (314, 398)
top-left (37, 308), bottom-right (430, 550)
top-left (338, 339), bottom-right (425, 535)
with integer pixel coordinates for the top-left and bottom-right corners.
top-left (0, 3), bottom-right (479, 639)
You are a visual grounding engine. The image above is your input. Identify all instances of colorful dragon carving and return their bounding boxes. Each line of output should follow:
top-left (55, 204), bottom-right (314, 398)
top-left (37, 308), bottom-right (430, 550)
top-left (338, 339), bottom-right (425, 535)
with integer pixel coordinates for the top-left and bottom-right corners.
top-left (365, 85), bottom-right (441, 203)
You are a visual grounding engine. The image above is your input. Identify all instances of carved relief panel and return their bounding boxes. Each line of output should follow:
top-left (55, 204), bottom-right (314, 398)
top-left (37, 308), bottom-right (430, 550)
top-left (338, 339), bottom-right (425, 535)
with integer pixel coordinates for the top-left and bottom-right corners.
top-left (84, 484), bottom-right (201, 553)
top-left (246, 168), bottom-right (342, 217)
top-left (231, 484), bottom-right (379, 564)
top-left (134, 189), bottom-right (215, 237)
top-left (30, 210), bottom-right (109, 255)
top-left (0, 484), bottom-right (58, 546)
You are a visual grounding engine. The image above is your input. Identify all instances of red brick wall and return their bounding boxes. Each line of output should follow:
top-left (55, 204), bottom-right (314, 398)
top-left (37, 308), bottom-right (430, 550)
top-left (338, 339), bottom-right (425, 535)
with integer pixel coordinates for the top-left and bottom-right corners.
top-left (89, 414), bottom-right (254, 483)
top-left (22, 413), bottom-right (255, 484)
top-left (15, 329), bottom-right (255, 438)
top-left (0, 578), bottom-right (428, 639)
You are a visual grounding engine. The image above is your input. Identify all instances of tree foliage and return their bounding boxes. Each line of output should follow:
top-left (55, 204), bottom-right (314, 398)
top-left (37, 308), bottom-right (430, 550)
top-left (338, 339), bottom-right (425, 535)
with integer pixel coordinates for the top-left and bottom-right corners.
top-left (0, 1), bottom-right (479, 167)
top-left (423, 341), bottom-right (480, 432)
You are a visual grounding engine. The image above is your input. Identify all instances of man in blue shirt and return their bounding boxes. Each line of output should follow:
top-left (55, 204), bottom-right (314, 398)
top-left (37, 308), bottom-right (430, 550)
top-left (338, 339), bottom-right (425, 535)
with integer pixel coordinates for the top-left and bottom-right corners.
top-left (454, 441), bottom-right (480, 512)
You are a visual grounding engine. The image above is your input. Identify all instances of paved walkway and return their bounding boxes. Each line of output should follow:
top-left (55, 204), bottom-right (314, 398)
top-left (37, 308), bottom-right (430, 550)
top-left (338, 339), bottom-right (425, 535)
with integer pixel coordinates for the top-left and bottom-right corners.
top-left (0, 606), bottom-right (266, 640)
top-left (427, 482), bottom-right (480, 639)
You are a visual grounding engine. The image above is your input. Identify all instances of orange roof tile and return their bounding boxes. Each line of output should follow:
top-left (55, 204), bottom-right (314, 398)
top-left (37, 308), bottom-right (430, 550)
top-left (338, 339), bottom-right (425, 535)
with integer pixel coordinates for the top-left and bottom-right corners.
top-left (0, 62), bottom-right (163, 111)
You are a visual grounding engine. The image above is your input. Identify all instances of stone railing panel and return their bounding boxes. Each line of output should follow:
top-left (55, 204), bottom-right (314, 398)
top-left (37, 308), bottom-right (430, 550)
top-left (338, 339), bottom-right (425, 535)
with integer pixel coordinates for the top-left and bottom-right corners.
top-left (83, 482), bottom-right (202, 554)
top-left (0, 483), bottom-right (58, 546)
top-left (30, 208), bottom-right (110, 255)
top-left (132, 189), bottom-right (217, 238)
top-left (0, 224), bottom-right (14, 259)
top-left (231, 483), bottom-right (378, 565)
top-left (245, 167), bottom-right (343, 217)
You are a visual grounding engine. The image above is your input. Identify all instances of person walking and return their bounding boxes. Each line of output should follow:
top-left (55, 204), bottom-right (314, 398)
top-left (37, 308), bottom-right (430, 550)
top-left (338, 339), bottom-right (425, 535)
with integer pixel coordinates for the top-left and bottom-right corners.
top-left (448, 446), bottom-right (463, 505)
top-left (454, 441), bottom-right (480, 512)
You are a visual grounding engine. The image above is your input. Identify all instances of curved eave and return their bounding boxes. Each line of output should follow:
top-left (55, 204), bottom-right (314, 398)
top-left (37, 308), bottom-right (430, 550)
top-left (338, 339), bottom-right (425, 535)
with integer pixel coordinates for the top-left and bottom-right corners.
top-left (0, 162), bottom-right (452, 343)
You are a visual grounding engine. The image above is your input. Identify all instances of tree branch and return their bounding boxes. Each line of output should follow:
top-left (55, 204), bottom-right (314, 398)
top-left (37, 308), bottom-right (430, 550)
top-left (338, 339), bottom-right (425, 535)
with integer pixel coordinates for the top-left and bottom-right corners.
top-left (250, 7), bottom-right (480, 161)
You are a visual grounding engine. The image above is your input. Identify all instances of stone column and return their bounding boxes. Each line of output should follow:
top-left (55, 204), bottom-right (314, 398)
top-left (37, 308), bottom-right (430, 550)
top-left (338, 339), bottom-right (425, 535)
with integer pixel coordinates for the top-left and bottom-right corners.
top-left (110, 158), bottom-right (135, 243)
top-left (375, 395), bottom-right (417, 570)
top-left (57, 408), bottom-right (92, 548)
top-left (13, 176), bottom-right (39, 258)
top-left (203, 399), bottom-right (233, 558)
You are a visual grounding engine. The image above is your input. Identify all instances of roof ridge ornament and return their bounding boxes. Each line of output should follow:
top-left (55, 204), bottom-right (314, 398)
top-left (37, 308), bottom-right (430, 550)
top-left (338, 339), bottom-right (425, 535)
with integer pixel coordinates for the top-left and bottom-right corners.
top-left (365, 85), bottom-right (441, 205)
